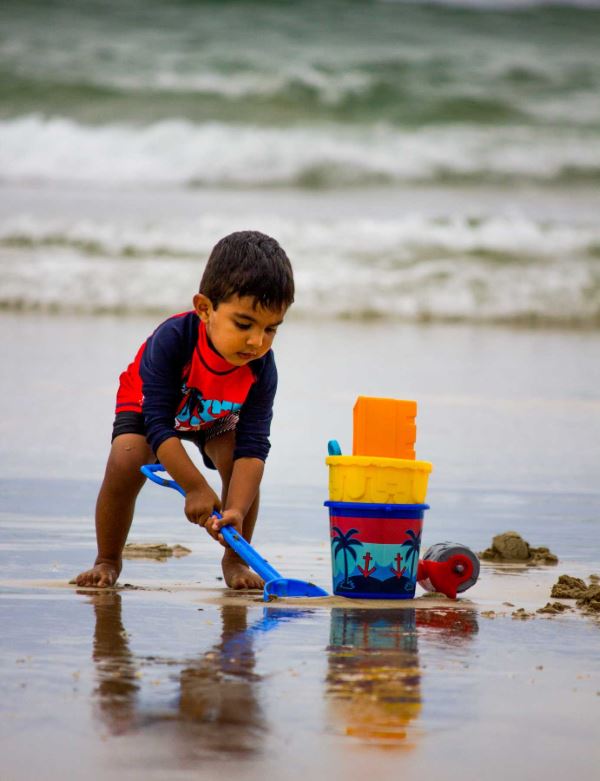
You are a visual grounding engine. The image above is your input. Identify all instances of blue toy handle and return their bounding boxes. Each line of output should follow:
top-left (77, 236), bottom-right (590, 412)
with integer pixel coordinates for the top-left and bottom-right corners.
top-left (141, 463), bottom-right (186, 497)
top-left (140, 464), bottom-right (282, 583)
top-left (220, 527), bottom-right (281, 583)
top-left (327, 439), bottom-right (342, 456)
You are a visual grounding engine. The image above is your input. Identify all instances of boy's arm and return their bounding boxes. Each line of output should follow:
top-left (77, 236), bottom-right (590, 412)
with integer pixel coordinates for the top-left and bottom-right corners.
top-left (209, 457), bottom-right (264, 542)
top-left (138, 315), bottom-right (221, 525)
top-left (207, 352), bottom-right (277, 541)
top-left (157, 436), bottom-right (221, 526)
top-left (139, 314), bottom-right (193, 458)
top-left (233, 351), bottom-right (277, 462)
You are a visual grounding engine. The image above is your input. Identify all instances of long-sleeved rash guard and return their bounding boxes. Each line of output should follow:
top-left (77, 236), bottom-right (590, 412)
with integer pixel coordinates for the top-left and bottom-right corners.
top-left (115, 311), bottom-right (277, 461)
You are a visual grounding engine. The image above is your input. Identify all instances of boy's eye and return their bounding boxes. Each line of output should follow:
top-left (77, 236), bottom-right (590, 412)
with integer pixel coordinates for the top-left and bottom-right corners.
top-left (266, 326), bottom-right (278, 334)
top-left (234, 321), bottom-right (251, 330)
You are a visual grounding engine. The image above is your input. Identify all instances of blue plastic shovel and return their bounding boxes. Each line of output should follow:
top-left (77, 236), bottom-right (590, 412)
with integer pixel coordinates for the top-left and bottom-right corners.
top-left (140, 464), bottom-right (328, 602)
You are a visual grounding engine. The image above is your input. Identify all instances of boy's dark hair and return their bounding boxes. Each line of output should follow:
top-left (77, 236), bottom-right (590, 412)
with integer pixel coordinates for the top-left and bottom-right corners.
top-left (200, 230), bottom-right (294, 310)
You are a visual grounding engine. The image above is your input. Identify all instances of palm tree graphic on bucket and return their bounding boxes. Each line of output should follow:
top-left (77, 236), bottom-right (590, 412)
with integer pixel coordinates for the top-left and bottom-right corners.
top-left (401, 529), bottom-right (422, 580)
top-left (331, 527), bottom-right (363, 590)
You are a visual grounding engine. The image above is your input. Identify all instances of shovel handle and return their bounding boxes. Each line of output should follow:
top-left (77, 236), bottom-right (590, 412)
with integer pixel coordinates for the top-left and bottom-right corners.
top-left (141, 463), bottom-right (186, 496)
top-left (140, 463), bottom-right (282, 582)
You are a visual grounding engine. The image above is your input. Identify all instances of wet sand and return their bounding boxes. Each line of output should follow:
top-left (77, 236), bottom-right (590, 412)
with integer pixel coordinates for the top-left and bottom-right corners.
top-left (2, 557), bottom-right (592, 614)
top-left (1, 564), bottom-right (599, 781)
top-left (1, 311), bottom-right (600, 779)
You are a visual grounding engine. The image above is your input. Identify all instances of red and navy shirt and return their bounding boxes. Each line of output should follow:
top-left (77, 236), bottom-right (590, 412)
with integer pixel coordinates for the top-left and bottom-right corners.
top-left (116, 311), bottom-right (277, 460)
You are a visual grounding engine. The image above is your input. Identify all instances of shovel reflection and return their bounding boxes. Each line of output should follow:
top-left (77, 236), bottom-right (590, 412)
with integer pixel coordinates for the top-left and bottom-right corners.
top-left (87, 591), bottom-right (304, 757)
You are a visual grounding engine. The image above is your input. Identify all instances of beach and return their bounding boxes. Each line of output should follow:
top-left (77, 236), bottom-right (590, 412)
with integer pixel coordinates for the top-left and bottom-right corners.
top-left (2, 309), bottom-right (600, 780)
top-left (2, 0), bottom-right (600, 778)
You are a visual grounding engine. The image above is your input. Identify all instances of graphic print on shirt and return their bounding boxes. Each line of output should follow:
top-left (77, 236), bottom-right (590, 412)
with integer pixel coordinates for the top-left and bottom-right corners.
top-left (174, 384), bottom-right (243, 430)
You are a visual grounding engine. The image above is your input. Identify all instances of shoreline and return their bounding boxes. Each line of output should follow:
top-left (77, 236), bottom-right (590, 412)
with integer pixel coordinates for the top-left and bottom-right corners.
top-left (2, 557), bottom-right (597, 619)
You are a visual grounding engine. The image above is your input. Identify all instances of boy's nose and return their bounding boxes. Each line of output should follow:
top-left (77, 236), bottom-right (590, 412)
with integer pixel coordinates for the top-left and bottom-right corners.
top-left (247, 331), bottom-right (263, 347)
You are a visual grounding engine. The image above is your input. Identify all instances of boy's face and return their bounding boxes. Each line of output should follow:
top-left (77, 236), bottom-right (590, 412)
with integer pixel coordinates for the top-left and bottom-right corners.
top-left (193, 293), bottom-right (286, 366)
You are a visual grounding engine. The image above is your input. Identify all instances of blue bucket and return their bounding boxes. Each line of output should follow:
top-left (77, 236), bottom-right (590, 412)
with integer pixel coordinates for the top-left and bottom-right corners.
top-left (325, 501), bottom-right (429, 599)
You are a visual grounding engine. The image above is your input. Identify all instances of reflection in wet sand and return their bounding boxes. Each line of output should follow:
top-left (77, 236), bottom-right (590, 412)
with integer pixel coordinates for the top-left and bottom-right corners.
top-left (88, 593), bottom-right (283, 756)
top-left (178, 603), bottom-right (265, 754)
top-left (92, 591), bottom-right (140, 735)
top-left (326, 607), bottom-right (478, 748)
top-left (326, 608), bottom-right (422, 747)
top-left (417, 607), bottom-right (479, 644)
top-left (88, 593), bottom-right (480, 761)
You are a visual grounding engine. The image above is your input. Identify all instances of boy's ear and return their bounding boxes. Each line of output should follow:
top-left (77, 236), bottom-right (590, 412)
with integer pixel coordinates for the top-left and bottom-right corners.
top-left (193, 293), bottom-right (213, 323)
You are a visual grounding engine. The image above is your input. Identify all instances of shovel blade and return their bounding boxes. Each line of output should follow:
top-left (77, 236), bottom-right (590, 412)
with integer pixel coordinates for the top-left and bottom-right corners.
top-left (264, 578), bottom-right (328, 601)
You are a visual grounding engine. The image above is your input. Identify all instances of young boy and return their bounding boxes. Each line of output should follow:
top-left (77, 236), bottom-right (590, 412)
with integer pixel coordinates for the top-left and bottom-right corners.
top-left (74, 230), bottom-right (294, 590)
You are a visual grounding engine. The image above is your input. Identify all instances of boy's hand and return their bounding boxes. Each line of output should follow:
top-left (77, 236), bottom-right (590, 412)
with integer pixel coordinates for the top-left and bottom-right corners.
top-left (207, 508), bottom-right (244, 546)
top-left (184, 485), bottom-right (221, 527)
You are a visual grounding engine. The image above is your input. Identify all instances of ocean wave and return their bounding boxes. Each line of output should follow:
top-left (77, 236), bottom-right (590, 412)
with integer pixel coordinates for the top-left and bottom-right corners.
top-left (1, 116), bottom-right (600, 189)
top-left (2, 213), bottom-right (599, 261)
top-left (2, 213), bottom-right (599, 326)
top-left (2, 1), bottom-right (599, 127)
top-left (2, 57), bottom-right (599, 128)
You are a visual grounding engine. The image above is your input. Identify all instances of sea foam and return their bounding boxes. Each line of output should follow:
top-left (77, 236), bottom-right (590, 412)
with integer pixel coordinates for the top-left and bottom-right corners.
top-left (2, 212), bottom-right (599, 325)
top-left (2, 116), bottom-right (600, 188)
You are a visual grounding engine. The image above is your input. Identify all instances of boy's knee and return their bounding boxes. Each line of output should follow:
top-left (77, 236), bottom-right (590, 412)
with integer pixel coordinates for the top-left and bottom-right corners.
top-left (105, 435), bottom-right (153, 489)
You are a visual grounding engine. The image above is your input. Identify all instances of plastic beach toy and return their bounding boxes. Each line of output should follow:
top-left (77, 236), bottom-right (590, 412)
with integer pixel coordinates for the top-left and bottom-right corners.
top-left (326, 455), bottom-right (432, 504)
top-left (326, 500), bottom-right (429, 599)
top-left (353, 396), bottom-right (417, 459)
top-left (417, 541), bottom-right (480, 600)
top-left (325, 499), bottom-right (479, 600)
top-left (325, 393), bottom-right (480, 601)
top-left (141, 464), bottom-right (328, 602)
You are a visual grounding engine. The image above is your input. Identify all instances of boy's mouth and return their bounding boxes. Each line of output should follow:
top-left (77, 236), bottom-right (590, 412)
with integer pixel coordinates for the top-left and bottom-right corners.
top-left (237, 351), bottom-right (257, 360)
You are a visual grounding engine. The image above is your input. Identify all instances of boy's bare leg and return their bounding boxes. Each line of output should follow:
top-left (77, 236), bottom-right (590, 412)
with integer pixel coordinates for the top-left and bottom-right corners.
top-left (204, 432), bottom-right (264, 590)
top-left (220, 492), bottom-right (262, 590)
top-left (73, 434), bottom-right (154, 588)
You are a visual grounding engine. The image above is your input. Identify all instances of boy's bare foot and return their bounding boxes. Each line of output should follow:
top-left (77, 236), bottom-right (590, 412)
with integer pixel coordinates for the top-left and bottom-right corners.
top-left (222, 551), bottom-right (264, 590)
top-left (71, 562), bottom-right (120, 588)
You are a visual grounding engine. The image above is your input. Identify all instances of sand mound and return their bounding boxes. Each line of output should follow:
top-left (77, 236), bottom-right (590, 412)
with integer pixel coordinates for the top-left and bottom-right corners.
top-left (536, 601), bottom-right (572, 615)
top-left (550, 575), bottom-right (600, 614)
top-left (479, 531), bottom-right (558, 565)
top-left (550, 574), bottom-right (587, 598)
top-left (577, 585), bottom-right (600, 613)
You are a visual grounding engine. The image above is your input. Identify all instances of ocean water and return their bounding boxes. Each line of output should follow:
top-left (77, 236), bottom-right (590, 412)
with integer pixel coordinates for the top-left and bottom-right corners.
top-left (1, 0), bottom-right (600, 324)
